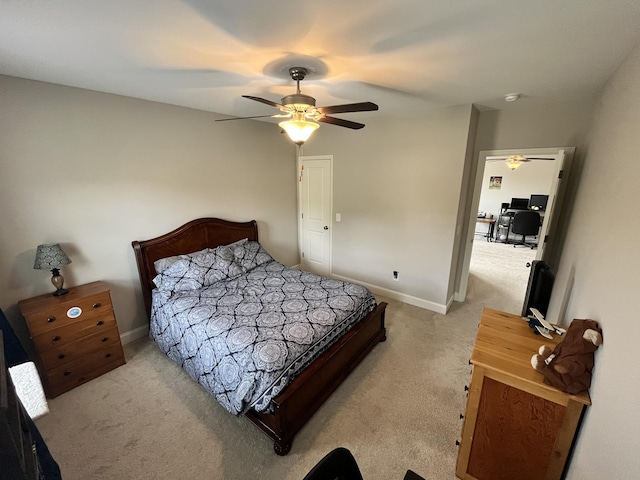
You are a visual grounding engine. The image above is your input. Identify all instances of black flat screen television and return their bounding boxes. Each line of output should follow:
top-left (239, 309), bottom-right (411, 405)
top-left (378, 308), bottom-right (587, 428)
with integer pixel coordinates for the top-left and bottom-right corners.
top-left (529, 194), bottom-right (549, 211)
top-left (510, 197), bottom-right (529, 210)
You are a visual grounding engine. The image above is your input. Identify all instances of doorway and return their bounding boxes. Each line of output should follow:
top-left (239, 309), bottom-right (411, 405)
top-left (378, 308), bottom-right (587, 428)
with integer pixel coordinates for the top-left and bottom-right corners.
top-left (456, 147), bottom-right (574, 313)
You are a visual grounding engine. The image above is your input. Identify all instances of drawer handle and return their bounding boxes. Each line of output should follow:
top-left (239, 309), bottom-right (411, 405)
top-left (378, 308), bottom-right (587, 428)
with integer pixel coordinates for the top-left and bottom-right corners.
top-left (47, 316), bottom-right (56, 323)
top-left (96, 320), bottom-right (104, 326)
top-left (93, 303), bottom-right (101, 308)
top-left (63, 371), bottom-right (71, 376)
top-left (105, 353), bottom-right (112, 358)
top-left (58, 354), bottom-right (65, 360)
top-left (52, 336), bottom-right (61, 342)
top-left (101, 337), bottom-right (108, 342)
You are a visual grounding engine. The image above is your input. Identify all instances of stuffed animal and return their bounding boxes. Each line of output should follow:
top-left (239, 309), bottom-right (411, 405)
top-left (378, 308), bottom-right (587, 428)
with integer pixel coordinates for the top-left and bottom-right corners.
top-left (531, 319), bottom-right (602, 395)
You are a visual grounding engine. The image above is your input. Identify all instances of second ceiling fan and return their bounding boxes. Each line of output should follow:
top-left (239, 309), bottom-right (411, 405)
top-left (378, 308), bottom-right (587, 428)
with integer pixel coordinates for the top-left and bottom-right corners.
top-left (217, 67), bottom-right (379, 145)
top-left (487, 154), bottom-right (555, 170)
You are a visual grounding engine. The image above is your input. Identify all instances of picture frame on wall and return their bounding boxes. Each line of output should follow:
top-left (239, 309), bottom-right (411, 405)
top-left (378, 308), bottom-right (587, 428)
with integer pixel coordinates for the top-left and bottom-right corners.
top-left (489, 176), bottom-right (502, 189)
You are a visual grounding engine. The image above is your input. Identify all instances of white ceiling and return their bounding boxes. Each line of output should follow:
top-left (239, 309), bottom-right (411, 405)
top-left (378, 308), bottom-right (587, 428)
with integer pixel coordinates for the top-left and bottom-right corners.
top-left (2, 0), bottom-right (640, 123)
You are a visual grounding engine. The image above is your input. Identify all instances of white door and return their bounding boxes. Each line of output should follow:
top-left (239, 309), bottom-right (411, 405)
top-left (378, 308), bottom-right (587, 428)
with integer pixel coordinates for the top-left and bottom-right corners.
top-left (298, 155), bottom-right (332, 276)
top-left (536, 150), bottom-right (567, 262)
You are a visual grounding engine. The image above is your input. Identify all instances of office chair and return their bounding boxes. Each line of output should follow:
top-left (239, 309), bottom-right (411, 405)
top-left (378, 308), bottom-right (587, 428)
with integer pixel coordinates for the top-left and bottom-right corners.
top-left (511, 211), bottom-right (541, 248)
top-left (302, 448), bottom-right (363, 480)
top-left (302, 447), bottom-right (425, 480)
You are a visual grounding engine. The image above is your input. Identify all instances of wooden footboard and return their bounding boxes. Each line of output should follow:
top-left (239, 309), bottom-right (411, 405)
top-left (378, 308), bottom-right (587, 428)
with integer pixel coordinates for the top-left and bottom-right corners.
top-left (132, 218), bottom-right (387, 455)
top-left (245, 301), bottom-right (387, 455)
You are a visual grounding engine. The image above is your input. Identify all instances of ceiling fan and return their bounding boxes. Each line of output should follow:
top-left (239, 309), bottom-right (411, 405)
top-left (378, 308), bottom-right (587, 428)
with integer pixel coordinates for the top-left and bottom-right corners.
top-left (216, 67), bottom-right (379, 145)
top-left (486, 154), bottom-right (555, 170)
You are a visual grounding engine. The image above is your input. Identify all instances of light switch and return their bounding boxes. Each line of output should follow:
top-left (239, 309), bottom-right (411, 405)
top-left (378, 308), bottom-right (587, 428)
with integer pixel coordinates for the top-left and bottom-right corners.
top-left (336, 213), bottom-right (341, 222)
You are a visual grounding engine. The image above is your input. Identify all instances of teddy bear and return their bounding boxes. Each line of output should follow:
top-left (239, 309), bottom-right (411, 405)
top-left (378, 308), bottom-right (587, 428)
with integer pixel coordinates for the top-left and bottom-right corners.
top-left (531, 318), bottom-right (603, 395)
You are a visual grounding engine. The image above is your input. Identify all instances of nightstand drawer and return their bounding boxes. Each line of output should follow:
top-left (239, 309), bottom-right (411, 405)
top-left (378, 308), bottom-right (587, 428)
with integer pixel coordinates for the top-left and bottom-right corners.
top-left (22, 290), bottom-right (113, 337)
top-left (31, 313), bottom-right (117, 352)
top-left (39, 326), bottom-right (123, 371)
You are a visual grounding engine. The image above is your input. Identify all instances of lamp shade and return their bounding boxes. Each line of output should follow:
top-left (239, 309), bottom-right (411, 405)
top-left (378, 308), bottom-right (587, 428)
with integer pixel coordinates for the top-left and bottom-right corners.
top-left (33, 244), bottom-right (71, 270)
top-left (279, 113), bottom-right (319, 145)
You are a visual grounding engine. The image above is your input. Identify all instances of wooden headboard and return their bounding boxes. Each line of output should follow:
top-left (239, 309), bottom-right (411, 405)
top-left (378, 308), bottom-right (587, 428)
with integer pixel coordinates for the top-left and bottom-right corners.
top-left (131, 217), bottom-right (259, 320)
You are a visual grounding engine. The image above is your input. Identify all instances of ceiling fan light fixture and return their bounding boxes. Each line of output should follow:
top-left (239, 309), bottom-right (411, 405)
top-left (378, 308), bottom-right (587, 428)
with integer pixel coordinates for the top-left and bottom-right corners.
top-left (279, 113), bottom-right (319, 145)
top-left (505, 154), bottom-right (526, 170)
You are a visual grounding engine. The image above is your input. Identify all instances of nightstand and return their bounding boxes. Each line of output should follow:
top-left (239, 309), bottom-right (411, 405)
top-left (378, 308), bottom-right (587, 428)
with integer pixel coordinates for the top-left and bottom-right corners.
top-left (18, 281), bottom-right (126, 398)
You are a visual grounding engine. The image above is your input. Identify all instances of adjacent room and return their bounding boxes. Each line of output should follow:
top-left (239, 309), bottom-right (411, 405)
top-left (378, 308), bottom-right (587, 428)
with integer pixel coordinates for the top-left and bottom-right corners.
top-left (1, 2), bottom-right (639, 479)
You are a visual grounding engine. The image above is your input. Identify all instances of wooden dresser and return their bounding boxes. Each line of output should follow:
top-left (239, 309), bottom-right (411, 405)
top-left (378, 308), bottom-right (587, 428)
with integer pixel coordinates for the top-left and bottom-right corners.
top-left (18, 281), bottom-right (126, 398)
top-left (456, 308), bottom-right (590, 480)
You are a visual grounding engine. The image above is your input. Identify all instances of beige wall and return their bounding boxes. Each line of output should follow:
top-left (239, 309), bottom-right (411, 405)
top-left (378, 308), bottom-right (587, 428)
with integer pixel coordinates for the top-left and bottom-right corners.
top-left (460, 98), bottom-right (597, 278)
top-left (475, 99), bottom-right (595, 153)
top-left (300, 105), bottom-right (476, 311)
top-left (550, 43), bottom-right (640, 479)
top-left (0, 75), bottom-right (298, 342)
top-left (302, 98), bottom-right (595, 312)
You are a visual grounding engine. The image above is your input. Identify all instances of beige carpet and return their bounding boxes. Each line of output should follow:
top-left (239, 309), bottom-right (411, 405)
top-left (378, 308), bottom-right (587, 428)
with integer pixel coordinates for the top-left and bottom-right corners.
top-left (35, 242), bottom-right (534, 480)
top-left (467, 239), bottom-right (537, 315)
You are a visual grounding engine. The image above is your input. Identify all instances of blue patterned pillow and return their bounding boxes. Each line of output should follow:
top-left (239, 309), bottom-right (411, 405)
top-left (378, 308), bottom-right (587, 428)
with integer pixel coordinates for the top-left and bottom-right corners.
top-left (153, 246), bottom-right (245, 292)
top-left (231, 241), bottom-right (274, 271)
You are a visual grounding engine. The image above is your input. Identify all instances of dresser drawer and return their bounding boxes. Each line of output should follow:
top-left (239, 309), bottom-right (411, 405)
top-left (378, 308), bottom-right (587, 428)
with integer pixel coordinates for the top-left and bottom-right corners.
top-left (45, 349), bottom-right (126, 398)
top-left (38, 325), bottom-right (123, 371)
top-left (31, 312), bottom-right (117, 352)
top-left (22, 290), bottom-right (113, 337)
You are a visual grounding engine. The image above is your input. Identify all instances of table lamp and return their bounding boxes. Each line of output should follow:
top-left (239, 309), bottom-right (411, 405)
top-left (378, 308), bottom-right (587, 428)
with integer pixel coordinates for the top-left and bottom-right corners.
top-left (33, 244), bottom-right (72, 296)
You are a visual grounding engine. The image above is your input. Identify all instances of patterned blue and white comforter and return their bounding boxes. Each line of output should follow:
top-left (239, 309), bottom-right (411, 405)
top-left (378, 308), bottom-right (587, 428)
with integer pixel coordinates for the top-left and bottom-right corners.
top-left (150, 254), bottom-right (376, 415)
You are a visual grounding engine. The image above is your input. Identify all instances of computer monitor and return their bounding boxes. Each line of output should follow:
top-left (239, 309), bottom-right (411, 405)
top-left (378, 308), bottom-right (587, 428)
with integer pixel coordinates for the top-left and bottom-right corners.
top-left (510, 197), bottom-right (529, 210)
top-left (529, 194), bottom-right (549, 211)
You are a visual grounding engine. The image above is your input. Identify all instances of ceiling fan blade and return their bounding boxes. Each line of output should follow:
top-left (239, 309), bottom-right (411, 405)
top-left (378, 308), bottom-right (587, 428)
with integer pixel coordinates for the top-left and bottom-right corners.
top-left (242, 95), bottom-right (284, 109)
top-left (318, 116), bottom-right (365, 130)
top-left (317, 102), bottom-right (379, 115)
top-left (215, 114), bottom-right (284, 122)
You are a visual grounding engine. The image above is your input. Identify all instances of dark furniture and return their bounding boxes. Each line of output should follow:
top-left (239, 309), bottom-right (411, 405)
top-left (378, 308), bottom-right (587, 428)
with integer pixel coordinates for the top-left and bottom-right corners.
top-left (18, 282), bottom-right (126, 398)
top-left (1, 309), bottom-right (62, 479)
top-left (303, 447), bottom-right (363, 480)
top-left (303, 447), bottom-right (426, 480)
top-left (131, 218), bottom-right (387, 455)
top-left (475, 217), bottom-right (495, 242)
top-left (522, 260), bottom-right (555, 317)
top-left (456, 308), bottom-right (589, 480)
top-left (511, 210), bottom-right (541, 248)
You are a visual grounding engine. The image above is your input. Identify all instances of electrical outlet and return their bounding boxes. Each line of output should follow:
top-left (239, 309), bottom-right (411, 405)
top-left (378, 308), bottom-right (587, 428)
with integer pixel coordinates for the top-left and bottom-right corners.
top-left (393, 271), bottom-right (399, 281)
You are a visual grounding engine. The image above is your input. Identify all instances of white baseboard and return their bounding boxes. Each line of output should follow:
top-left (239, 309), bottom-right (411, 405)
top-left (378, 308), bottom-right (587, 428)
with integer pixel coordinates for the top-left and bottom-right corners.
top-left (330, 273), bottom-right (449, 315)
top-left (120, 325), bottom-right (149, 345)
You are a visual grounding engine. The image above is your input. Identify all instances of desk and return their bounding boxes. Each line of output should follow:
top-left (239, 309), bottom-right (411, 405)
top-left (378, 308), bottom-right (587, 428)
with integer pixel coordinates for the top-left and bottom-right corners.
top-left (474, 217), bottom-right (495, 242)
top-left (456, 308), bottom-right (589, 480)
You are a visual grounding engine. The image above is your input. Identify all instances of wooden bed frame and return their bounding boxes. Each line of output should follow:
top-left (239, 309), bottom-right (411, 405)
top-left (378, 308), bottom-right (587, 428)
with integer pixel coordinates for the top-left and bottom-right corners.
top-left (131, 218), bottom-right (387, 455)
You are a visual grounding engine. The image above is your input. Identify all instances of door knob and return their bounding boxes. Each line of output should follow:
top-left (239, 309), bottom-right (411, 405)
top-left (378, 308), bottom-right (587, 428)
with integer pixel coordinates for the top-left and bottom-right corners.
top-left (323, 226), bottom-right (329, 230)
